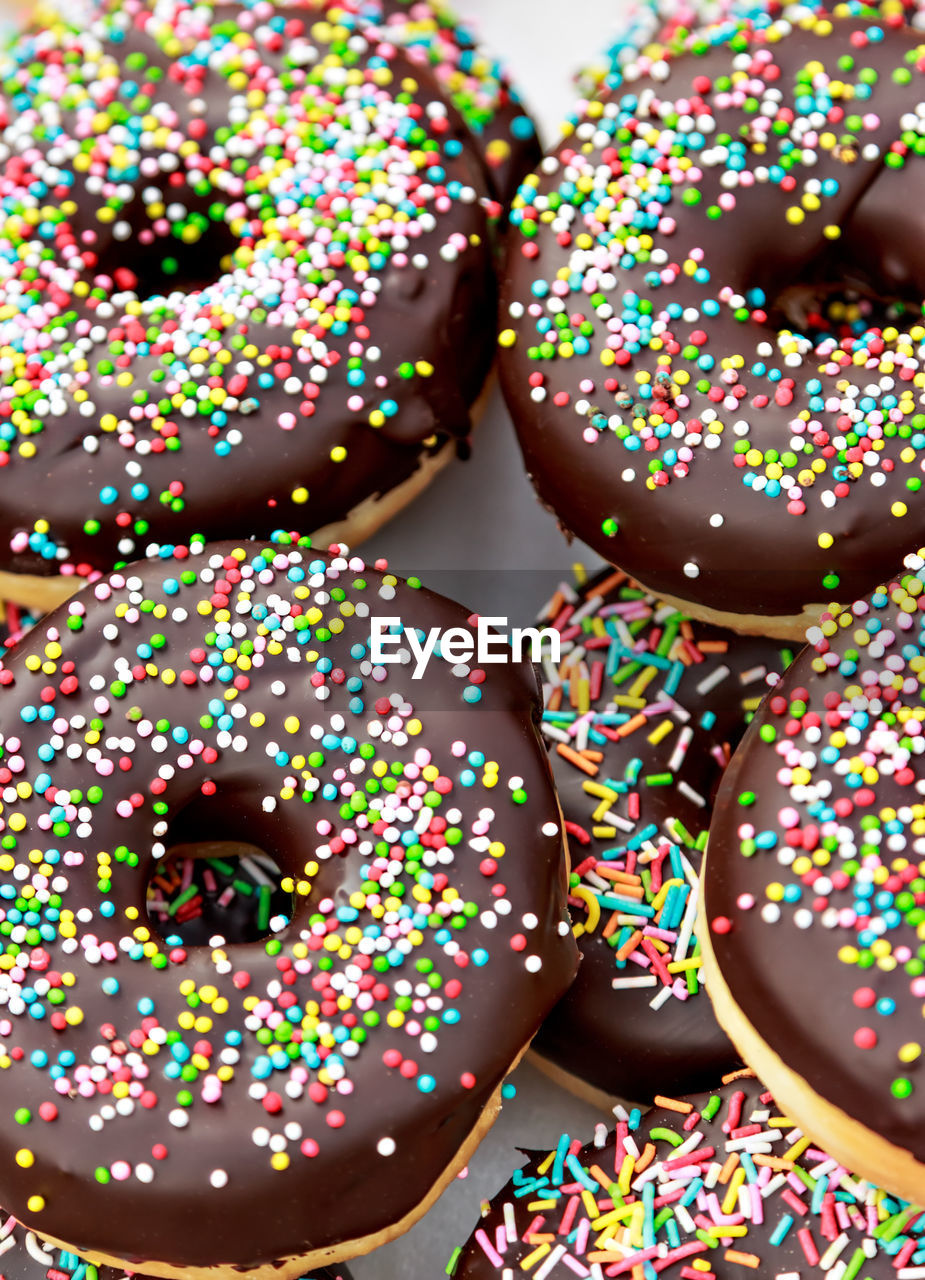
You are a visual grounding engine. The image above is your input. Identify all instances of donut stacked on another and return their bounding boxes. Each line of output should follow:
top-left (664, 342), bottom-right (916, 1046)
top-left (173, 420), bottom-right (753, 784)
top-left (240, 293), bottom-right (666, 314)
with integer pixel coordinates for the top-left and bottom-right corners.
top-left (448, 1071), bottom-right (923, 1280)
top-left (0, 0), bottom-right (529, 612)
top-left (0, 537), bottom-right (577, 1276)
top-left (500, 5), bottom-right (925, 639)
top-left (704, 544), bottom-right (925, 1204)
top-left (531, 568), bottom-right (787, 1104)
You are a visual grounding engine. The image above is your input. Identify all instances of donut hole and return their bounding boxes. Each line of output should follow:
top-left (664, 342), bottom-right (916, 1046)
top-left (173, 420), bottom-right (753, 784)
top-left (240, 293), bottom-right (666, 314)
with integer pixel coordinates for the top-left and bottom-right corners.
top-left (770, 275), bottom-right (918, 342)
top-left (100, 209), bottom-right (239, 301)
top-left (145, 844), bottom-right (293, 947)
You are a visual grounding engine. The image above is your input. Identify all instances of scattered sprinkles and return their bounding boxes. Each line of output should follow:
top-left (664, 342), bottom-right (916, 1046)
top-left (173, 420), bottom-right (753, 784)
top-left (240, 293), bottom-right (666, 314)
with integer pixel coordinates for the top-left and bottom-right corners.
top-left (355, 0), bottom-right (539, 201)
top-left (448, 1073), bottom-right (925, 1280)
top-left (145, 848), bottom-right (293, 945)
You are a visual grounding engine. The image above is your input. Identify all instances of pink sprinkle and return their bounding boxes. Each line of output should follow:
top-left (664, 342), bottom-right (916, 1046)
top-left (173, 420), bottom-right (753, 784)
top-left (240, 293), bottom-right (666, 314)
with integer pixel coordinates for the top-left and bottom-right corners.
top-left (475, 1229), bottom-right (503, 1267)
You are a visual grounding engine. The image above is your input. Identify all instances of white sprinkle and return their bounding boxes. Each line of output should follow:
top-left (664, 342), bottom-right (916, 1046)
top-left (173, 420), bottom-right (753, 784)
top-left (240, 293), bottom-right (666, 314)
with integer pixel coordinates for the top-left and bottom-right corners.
top-left (25, 1234), bottom-right (54, 1265)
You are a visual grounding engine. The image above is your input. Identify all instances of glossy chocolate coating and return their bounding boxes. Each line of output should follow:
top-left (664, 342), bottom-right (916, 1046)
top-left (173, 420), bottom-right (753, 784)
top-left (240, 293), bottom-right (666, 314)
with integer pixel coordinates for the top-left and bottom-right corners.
top-left (532, 572), bottom-right (785, 1100)
top-left (705, 548), bottom-right (925, 1174)
top-left (450, 1073), bottom-right (922, 1280)
top-left (0, 0), bottom-right (510, 580)
top-left (0, 539), bottom-right (577, 1267)
top-left (500, 13), bottom-right (925, 623)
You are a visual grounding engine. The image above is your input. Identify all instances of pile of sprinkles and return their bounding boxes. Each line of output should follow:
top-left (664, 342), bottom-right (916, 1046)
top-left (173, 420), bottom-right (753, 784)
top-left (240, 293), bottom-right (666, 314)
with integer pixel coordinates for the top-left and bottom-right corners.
top-left (0, 0), bottom-right (502, 586)
top-left (530, 568), bottom-right (786, 1099)
top-left (0, 536), bottom-right (576, 1270)
top-left (500, 3), bottom-right (925, 624)
top-left (703, 545), bottom-right (925, 1193)
top-left (448, 1072), bottom-right (925, 1280)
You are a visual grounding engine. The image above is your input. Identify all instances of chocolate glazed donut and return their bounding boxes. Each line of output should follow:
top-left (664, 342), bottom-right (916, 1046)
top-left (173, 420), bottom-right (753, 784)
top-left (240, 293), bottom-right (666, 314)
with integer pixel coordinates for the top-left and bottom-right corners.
top-left (501, 8), bottom-right (925, 638)
top-left (365, 0), bottom-right (542, 205)
top-left (0, 538), bottom-right (577, 1274)
top-left (0, 0), bottom-right (505, 607)
top-left (704, 544), bottom-right (925, 1204)
top-left (531, 569), bottom-right (787, 1104)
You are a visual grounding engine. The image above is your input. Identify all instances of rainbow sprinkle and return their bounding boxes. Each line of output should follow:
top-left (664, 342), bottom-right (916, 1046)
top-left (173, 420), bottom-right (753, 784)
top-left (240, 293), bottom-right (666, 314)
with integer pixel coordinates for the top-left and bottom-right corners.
top-left (449, 1074), bottom-right (925, 1280)
top-left (0, 534), bottom-right (574, 1261)
top-left (538, 569), bottom-right (785, 1010)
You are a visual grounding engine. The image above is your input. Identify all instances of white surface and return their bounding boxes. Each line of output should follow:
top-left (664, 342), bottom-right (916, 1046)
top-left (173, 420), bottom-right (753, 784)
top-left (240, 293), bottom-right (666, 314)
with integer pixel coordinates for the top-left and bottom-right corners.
top-left (351, 3), bottom-right (620, 1276)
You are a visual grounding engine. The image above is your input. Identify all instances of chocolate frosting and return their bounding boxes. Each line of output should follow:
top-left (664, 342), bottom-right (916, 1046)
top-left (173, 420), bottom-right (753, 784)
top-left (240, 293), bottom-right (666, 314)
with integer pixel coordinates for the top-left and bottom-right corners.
top-left (531, 570), bottom-right (785, 1100)
top-left (450, 1072), bottom-right (924, 1280)
top-left (0, 0), bottom-right (522, 580)
top-left (0, 537), bottom-right (577, 1267)
top-left (706, 546), bottom-right (925, 1172)
top-left (500, 9), bottom-right (925, 623)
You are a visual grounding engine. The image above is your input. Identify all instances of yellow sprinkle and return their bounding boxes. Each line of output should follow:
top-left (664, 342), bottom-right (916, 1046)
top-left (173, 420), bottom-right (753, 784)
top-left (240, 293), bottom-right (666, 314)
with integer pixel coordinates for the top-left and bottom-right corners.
top-left (647, 718), bottom-right (674, 746)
